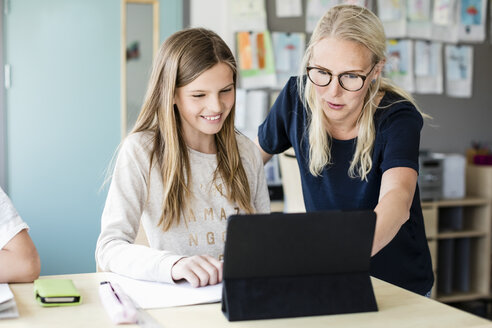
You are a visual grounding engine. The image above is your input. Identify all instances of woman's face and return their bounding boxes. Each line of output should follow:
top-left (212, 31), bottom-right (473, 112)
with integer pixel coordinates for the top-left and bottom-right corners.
top-left (309, 37), bottom-right (380, 129)
top-left (174, 62), bottom-right (235, 149)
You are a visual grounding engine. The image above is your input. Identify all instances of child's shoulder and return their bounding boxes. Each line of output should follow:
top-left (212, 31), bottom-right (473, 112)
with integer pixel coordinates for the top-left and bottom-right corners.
top-left (235, 133), bottom-right (262, 165)
top-left (235, 133), bottom-right (256, 150)
top-left (122, 131), bottom-right (154, 153)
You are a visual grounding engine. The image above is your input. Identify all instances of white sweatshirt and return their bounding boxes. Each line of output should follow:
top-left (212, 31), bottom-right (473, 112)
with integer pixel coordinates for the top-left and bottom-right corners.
top-left (0, 187), bottom-right (29, 249)
top-left (96, 131), bottom-right (270, 283)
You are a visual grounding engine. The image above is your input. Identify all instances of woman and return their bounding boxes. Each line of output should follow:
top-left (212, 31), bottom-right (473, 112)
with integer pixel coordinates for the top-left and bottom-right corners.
top-left (256, 5), bottom-right (433, 295)
top-left (96, 28), bottom-right (270, 287)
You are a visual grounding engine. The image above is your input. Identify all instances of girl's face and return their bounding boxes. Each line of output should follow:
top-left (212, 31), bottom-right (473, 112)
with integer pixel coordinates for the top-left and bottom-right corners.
top-left (309, 37), bottom-right (380, 130)
top-left (174, 62), bottom-right (235, 151)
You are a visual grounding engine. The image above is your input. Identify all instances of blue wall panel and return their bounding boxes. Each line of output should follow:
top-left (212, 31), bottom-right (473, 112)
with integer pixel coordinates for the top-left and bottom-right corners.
top-left (4, 0), bottom-right (182, 275)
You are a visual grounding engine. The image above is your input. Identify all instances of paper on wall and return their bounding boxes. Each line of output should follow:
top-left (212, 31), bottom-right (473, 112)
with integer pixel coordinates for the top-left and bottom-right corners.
top-left (414, 41), bottom-right (443, 94)
top-left (445, 44), bottom-right (473, 98)
top-left (275, 0), bottom-right (302, 17)
top-left (378, 0), bottom-right (407, 38)
top-left (305, 0), bottom-right (339, 33)
top-left (458, 0), bottom-right (487, 42)
top-left (385, 39), bottom-right (414, 93)
top-left (237, 31), bottom-right (277, 89)
top-left (432, 0), bottom-right (459, 42)
top-left (235, 88), bottom-right (268, 141)
top-left (229, 0), bottom-right (267, 31)
top-left (272, 32), bottom-right (305, 88)
top-left (406, 0), bottom-right (432, 39)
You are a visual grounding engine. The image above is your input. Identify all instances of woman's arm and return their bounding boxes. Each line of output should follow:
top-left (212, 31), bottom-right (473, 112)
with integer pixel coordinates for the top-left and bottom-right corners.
top-left (372, 167), bottom-right (417, 256)
top-left (254, 137), bottom-right (273, 164)
top-left (0, 229), bottom-right (40, 283)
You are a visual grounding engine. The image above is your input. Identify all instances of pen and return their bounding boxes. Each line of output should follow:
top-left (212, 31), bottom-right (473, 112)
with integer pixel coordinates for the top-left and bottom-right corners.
top-left (100, 281), bottom-right (122, 303)
top-left (99, 280), bottom-right (138, 324)
top-left (99, 281), bottom-right (163, 327)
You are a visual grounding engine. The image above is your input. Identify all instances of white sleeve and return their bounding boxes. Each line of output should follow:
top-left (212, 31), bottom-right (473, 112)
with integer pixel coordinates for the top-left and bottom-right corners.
top-left (0, 187), bottom-right (29, 250)
top-left (95, 137), bottom-right (182, 283)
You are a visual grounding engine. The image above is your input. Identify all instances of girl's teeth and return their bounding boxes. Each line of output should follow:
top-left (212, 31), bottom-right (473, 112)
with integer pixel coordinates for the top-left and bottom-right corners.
top-left (204, 115), bottom-right (220, 121)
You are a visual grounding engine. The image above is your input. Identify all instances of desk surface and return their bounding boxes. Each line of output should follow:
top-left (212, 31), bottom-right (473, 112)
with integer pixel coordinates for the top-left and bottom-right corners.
top-left (1, 272), bottom-right (491, 328)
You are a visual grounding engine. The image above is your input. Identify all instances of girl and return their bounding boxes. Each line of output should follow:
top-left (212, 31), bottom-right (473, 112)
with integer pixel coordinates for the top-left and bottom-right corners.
top-left (96, 28), bottom-right (270, 287)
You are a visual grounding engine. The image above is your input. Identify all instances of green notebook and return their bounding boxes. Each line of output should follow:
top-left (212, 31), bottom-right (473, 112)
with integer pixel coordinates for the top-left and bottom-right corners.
top-left (34, 279), bottom-right (82, 307)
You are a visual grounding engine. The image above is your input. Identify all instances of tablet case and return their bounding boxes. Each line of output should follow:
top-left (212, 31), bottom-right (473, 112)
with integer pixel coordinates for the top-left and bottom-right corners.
top-left (222, 210), bottom-right (377, 321)
top-left (34, 279), bottom-right (81, 307)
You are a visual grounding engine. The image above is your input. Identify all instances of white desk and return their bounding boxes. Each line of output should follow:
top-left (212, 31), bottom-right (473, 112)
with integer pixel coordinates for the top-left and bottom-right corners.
top-left (1, 272), bottom-right (491, 327)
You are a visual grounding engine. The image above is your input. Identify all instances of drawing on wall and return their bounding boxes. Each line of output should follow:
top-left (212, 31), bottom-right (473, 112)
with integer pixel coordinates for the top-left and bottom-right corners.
top-left (445, 44), bottom-right (473, 97)
top-left (230, 0), bottom-right (267, 31)
top-left (414, 41), bottom-right (443, 94)
top-left (384, 39), bottom-right (414, 92)
top-left (275, 0), bottom-right (302, 17)
top-left (272, 32), bottom-right (305, 88)
top-left (377, 0), bottom-right (404, 21)
top-left (237, 31), bottom-right (277, 89)
top-left (461, 0), bottom-right (482, 25)
top-left (415, 41), bottom-right (432, 76)
top-left (447, 46), bottom-right (470, 80)
top-left (305, 0), bottom-right (339, 32)
top-left (385, 40), bottom-right (409, 77)
top-left (433, 0), bottom-right (456, 25)
top-left (341, 0), bottom-right (370, 7)
top-left (407, 0), bottom-right (431, 21)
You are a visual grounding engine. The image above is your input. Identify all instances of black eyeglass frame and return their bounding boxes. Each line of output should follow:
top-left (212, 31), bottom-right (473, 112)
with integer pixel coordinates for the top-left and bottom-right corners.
top-left (306, 63), bottom-right (377, 92)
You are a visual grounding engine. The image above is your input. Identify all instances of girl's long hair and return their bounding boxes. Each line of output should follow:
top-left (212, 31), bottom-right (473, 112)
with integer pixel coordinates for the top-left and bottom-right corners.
top-left (298, 4), bottom-right (427, 181)
top-left (132, 28), bottom-right (253, 231)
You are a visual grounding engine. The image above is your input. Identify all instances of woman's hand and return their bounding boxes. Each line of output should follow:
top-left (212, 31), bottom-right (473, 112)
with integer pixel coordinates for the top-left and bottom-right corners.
top-left (171, 255), bottom-right (223, 287)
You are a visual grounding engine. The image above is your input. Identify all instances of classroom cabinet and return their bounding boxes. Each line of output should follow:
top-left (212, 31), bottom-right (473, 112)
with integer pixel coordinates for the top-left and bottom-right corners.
top-left (421, 165), bottom-right (492, 302)
top-left (422, 198), bottom-right (491, 301)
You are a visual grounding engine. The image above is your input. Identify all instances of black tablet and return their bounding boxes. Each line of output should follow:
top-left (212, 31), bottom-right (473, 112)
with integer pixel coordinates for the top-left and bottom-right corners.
top-left (222, 210), bottom-right (378, 321)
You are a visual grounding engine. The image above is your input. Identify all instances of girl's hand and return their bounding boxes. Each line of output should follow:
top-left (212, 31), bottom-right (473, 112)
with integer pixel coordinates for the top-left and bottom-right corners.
top-left (171, 255), bottom-right (223, 287)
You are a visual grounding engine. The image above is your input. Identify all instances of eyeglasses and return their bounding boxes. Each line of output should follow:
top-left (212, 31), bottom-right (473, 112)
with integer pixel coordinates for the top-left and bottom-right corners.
top-left (306, 63), bottom-right (377, 92)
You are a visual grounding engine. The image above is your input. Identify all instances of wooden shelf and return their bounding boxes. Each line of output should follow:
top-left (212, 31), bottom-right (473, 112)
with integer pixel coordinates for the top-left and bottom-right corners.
top-left (421, 188), bottom-right (491, 303)
top-left (270, 200), bottom-right (284, 212)
top-left (422, 197), bottom-right (490, 207)
top-left (437, 292), bottom-right (490, 303)
top-left (437, 231), bottom-right (488, 239)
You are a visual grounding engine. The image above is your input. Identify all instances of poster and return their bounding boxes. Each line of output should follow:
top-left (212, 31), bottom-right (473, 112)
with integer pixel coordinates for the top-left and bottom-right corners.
top-left (385, 39), bottom-right (414, 92)
top-left (414, 41), bottom-right (443, 94)
top-left (445, 45), bottom-right (473, 98)
top-left (237, 31), bottom-right (277, 89)
top-left (458, 0), bottom-right (487, 42)
top-left (272, 32), bottom-right (306, 88)
top-left (377, 0), bottom-right (407, 37)
top-left (275, 0), bottom-right (302, 17)
top-left (432, 0), bottom-right (459, 42)
top-left (406, 0), bottom-right (432, 38)
top-left (229, 0), bottom-right (267, 31)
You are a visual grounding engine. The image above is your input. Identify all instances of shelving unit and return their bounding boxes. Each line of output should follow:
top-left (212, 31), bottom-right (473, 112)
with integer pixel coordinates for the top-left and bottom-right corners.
top-left (422, 197), bottom-right (491, 302)
top-left (271, 164), bottom-right (492, 303)
top-left (421, 165), bottom-right (492, 303)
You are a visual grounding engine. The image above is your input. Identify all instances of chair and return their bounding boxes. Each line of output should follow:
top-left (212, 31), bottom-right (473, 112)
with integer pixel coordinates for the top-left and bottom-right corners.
top-left (278, 148), bottom-right (305, 213)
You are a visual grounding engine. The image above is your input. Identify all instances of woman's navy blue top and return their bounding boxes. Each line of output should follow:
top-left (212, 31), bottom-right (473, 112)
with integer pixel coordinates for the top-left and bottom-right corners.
top-left (258, 77), bottom-right (434, 295)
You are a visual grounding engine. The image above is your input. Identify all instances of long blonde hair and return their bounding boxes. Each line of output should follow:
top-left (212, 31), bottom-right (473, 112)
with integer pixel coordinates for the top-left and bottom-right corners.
top-left (298, 4), bottom-right (426, 181)
top-left (132, 28), bottom-right (253, 231)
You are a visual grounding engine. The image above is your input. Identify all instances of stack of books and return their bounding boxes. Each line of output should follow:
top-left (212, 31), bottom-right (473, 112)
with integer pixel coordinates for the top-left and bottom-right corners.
top-left (0, 283), bottom-right (18, 319)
